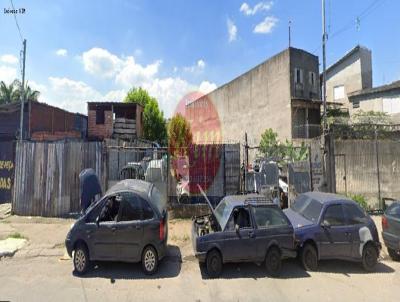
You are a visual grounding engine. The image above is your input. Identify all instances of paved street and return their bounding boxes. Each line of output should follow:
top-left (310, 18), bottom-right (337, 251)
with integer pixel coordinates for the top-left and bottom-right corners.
top-left (0, 215), bottom-right (400, 302)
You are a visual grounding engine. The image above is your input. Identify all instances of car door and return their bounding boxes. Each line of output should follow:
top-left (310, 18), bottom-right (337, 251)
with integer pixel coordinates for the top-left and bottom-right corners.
top-left (384, 203), bottom-right (400, 250)
top-left (115, 192), bottom-right (144, 261)
top-left (251, 205), bottom-right (294, 262)
top-left (222, 206), bottom-right (257, 262)
top-left (90, 195), bottom-right (121, 260)
top-left (317, 204), bottom-right (352, 259)
top-left (343, 203), bottom-right (369, 259)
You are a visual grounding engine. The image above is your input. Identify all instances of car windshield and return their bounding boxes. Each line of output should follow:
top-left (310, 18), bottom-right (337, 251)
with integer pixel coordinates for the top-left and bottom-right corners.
top-left (291, 195), bottom-right (322, 222)
top-left (213, 198), bottom-right (233, 230)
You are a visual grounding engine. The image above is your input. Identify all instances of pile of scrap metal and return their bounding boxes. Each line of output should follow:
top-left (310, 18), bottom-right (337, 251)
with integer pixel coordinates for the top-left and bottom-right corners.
top-left (245, 159), bottom-right (288, 209)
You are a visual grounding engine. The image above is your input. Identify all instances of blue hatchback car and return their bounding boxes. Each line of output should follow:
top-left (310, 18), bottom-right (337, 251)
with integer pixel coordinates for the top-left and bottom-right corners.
top-left (284, 192), bottom-right (381, 271)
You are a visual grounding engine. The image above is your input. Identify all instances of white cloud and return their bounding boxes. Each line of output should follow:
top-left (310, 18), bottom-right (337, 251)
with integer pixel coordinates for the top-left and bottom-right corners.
top-left (28, 80), bottom-right (47, 94)
top-left (240, 1), bottom-right (273, 16)
top-left (199, 81), bottom-right (217, 94)
top-left (0, 65), bottom-right (17, 84)
top-left (55, 49), bottom-right (68, 57)
top-left (82, 47), bottom-right (161, 86)
top-left (183, 59), bottom-right (206, 73)
top-left (253, 16), bottom-right (278, 34)
top-left (46, 77), bottom-right (102, 113)
top-left (227, 18), bottom-right (237, 42)
top-left (115, 57), bottom-right (161, 87)
top-left (82, 47), bottom-right (123, 78)
top-left (28, 48), bottom-right (217, 118)
top-left (1, 54), bottom-right (18, 65)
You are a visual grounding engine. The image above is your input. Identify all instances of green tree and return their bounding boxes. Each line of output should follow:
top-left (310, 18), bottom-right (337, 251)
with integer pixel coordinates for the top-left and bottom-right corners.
top-left (0, 80), bottom-right (19, 104)
top-left (259, 128), bottom-right (282, 159)
top-left (143, 98), bottom-right (167, 145)
top-left (124, 87), bottom-right (152, 107)
top-left (352, 110), bottom-right (392, 125)
top-left (168, 113), bottom-right (193, 156)
top-left (0, 80), bottom-right (40, 104)
top-left (123, 87), bottom-right (167, 145)
top-left (259, 128), bottom-right (308, 163)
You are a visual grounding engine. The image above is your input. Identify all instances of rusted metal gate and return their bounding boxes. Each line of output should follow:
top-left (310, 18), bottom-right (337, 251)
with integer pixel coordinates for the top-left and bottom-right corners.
top-left (13, 141), bottom-right (105, 217)
top-left (0, 140), bottom-right (15, 204)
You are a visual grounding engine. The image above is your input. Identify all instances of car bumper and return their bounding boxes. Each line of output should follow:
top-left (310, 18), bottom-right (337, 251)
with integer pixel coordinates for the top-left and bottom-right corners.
top-left (382, 232), bottom-right (400, 251)
top-left (65, 238), bottom-right (73, 257)
top-left (194, 251), bottom-right (207, 262)
top-left (157, 241), bottom-right (167, 260)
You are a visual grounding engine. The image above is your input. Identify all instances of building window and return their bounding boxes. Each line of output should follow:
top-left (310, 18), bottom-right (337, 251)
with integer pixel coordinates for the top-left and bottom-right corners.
top-left (294, 68), bottom-right (303, 84)
top-left (96, 109), bottom-right (105, 124)
top-left (353, 100), bottom-right (360, 109)
top-left (333, 85), bottom-right (345, 100)
top-left (309, 71), bottom-right (316, 87)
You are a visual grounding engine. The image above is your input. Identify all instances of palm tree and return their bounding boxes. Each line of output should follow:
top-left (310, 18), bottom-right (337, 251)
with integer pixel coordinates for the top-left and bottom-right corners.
top-left (0, 80), bottom-right (19, 104)
top-left (0, 80), bottom-right (40, 105)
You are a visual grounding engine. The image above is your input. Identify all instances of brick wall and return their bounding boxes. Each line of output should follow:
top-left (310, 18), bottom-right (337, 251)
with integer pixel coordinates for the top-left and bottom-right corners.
top-left (88, 109), bottom-right (113, 140)
top-left (31, 131), bottom-right (82, 141)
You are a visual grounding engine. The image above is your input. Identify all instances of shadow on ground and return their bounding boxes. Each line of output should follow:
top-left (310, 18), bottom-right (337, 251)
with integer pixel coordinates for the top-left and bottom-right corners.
top-left (200, 259), bottom-right (311, 280)
top-left (315, 259), bottom-right (395, 275)
top-left (73, 245), bottom-right (182, 280)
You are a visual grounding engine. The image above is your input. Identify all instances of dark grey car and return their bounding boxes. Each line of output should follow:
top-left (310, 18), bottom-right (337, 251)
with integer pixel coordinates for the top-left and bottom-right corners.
top-left (65, 179), bottom-right (168, 275)
top-left (382, 202), bottom-right (400, 261)
top-left (192, 194), bottom-right (296, 278)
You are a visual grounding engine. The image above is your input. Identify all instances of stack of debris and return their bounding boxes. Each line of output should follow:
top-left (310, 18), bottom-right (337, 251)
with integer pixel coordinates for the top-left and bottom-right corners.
top-left (113, 117), bottom-right (137, 140)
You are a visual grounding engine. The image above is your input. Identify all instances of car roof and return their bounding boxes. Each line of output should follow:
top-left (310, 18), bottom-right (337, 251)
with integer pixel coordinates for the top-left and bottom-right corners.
top-left (220, 194), bottom-right (275, 207)
top-left (105, 179), bottom-right (152, 199)
top-left (301, 191), bottom-right (353, 204)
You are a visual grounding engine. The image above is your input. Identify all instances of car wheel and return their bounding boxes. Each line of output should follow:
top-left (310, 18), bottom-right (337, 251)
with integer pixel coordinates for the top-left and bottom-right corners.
top-left (142, 246), bottom-right (158, 275)
top-left (301, 243), bottom-right (318, 271)
top-left (388, 248), bottom-right (400, 261)
top-left (265, 246), bottom-right (282, 277)
top-left (206, 250), bottom-right (222, 278)
top-left (362, 243), bottom-right (378, 271)
top-left (73, 243), bottom-right (91, 275)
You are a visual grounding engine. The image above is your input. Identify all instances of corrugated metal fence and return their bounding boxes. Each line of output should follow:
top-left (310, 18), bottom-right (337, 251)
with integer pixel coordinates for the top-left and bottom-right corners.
top-left (12, 141), bottom-right (242, 217)
top-left (13, 141), bottom-right (105, 216)
top-left (335, 139), bottom-right (400, 209)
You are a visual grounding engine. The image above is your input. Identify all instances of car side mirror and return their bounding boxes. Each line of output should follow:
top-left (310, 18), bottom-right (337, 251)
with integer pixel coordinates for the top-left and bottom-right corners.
top-left (235, 224), bottom-right (240, 234)
top-left (96, 216), bottom-right (100, 227)
top-left (321, 220), bottom-right (331, 229)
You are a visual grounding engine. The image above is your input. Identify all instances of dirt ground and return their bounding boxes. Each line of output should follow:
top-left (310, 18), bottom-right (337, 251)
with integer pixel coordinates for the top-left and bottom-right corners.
top-left (0, 214), bottom-right (399, 302)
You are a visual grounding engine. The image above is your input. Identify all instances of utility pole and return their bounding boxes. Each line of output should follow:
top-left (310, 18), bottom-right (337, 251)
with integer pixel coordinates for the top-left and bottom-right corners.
top-left (19, 39), bottom-right (27, 141)
top-left (322, 0), bottom-right (327, 133)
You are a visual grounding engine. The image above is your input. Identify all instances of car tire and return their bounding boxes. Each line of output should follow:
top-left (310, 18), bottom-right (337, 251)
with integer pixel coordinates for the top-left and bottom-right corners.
top-left (206, 249), bottom-right (222, 278)
top-left (73, 243), bottom-right (91, 275)
top-left (388, 248), bottom-right (400, 261)
top-left (362, 243), bottom-right (378, 271)
top-left (265, 246), bottom-right (282, 277)
top-left (142, 245), bottom-right (158, 275)
top-left (301, 243), bottom-right (318, 271)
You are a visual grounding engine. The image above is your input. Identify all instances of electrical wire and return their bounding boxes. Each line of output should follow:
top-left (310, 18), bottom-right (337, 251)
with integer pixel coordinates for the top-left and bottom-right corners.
top-left (10, 0), bottom-right (24, 42)
top-left (312, 0), bottom-right (386, 55)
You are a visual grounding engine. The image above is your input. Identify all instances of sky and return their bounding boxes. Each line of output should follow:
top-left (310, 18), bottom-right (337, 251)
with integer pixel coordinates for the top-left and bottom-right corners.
top-left (1, 0), bottom-right (399, 117)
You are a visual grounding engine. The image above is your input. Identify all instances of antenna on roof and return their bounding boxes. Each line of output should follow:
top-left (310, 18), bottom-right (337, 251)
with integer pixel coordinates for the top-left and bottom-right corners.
top-left (288, 20), bottom-right (292, 48)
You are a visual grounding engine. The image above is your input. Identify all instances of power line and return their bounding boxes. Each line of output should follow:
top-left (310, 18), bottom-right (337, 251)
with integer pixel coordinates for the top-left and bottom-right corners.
top-left (311, 0), bottom-right (386, 55)
top-left (10, 0), bottom-right (24, 42)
